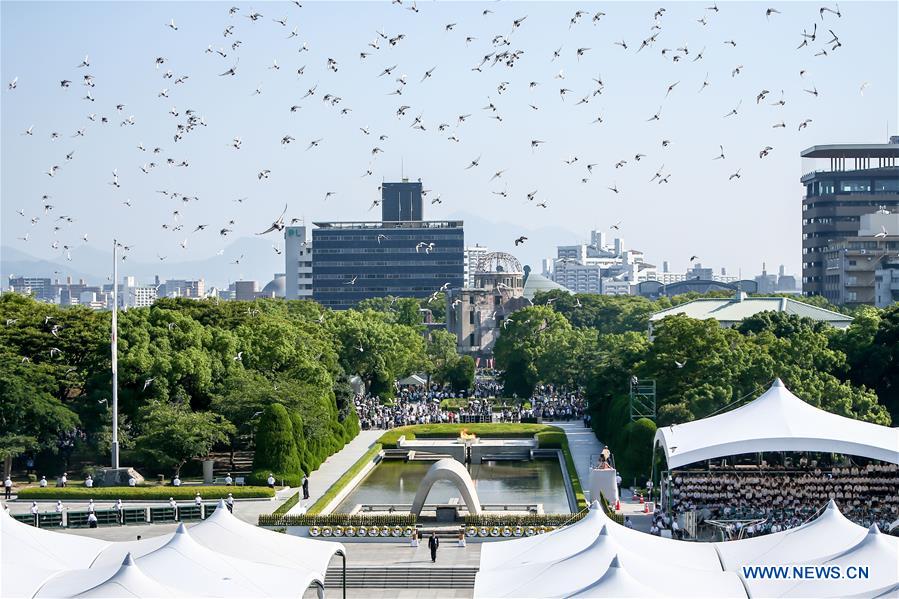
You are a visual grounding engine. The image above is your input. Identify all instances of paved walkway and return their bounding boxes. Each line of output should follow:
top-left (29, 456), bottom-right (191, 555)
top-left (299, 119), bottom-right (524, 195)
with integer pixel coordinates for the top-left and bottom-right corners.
top-left (294, 429), bottom-right (383, 512)
top-left (549, 420), bottom-right (604, 492)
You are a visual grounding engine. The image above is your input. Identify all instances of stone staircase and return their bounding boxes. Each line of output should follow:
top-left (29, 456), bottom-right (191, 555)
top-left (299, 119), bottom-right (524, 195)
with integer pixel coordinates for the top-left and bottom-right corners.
top-left (209, 450), bottom-right (254, 477)
top-left (324, 566), bottom-right (479, 589)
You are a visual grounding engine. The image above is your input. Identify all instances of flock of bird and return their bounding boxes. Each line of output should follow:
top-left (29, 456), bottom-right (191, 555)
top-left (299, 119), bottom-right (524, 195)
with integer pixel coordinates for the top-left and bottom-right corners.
top-left (4, 1), bottom-right (860, 278)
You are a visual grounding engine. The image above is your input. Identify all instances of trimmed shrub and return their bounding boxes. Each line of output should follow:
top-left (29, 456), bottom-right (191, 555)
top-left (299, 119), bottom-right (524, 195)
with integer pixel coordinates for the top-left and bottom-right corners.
top-left (17, 486), bottom-right (274, 500)
top-left (617, 417), bottom-right (657, 484)
top-left (289, 412), bottom-right (310, 476)
top-left (251, 404), bottom-right (302, 485)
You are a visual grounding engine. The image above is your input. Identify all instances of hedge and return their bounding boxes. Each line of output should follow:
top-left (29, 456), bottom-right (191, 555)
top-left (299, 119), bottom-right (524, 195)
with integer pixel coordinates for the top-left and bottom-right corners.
top-left (16, 486), bottom-right (274, 500)
top-left (463, 512), bottom-right (586, 527)
top-left (252, 404), bottom-right (303, 486)
top-left (305, 443), bottom-right (383, 515)
top-left (378, 423), bottom-right (560, 449)
top-left (259, 513), bottom-right (415, 527)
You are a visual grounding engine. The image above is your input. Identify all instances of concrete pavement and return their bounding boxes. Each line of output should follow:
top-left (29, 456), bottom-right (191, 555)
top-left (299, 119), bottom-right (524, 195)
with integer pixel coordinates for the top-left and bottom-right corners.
top-left (294, 429), bottom-right (383, 512)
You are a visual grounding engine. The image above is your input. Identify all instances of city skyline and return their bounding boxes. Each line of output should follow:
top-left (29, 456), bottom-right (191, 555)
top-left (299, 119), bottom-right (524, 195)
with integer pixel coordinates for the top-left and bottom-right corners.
top-left (3, 2), bottom-right (897, 282)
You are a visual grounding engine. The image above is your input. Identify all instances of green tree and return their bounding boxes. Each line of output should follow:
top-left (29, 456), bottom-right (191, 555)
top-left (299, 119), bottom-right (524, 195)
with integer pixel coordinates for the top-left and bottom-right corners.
top-left (133, 401), bottom-right (234, 476)
top-left (0, 352), bottom-right (79, 475)
top-left (616, 418), bottom-right (657, 485)
top-left (443, 355), bottom-right (476, 392)
top-left (252, 403), bottom-right (302, 484)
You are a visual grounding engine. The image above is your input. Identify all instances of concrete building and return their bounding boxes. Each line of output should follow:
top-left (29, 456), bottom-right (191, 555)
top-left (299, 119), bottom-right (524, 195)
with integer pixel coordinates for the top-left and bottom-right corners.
top-left (233, 280), bottom-right (258, 302)
top-left (284, 225), bottom-right (313, 300)
top-left (551, 230), bottom-right (655, 294)
top-left (446, 252), bottom-right (530, 358)
top-left (821, 209), bottom-right (899, 306)
top-left (636, 279), bottom-right (758, 300)
top-left (800, 137), bottom-right (899, 297)
top-left (124, 284), bottom-right (157, 308)
top-left (464, 244), bottom-right (489, 288)
top-left (157, 278), bottom-right (205, 299)
top-left (875, 259), bottom-right (899, 307)
top-left (260, 274), bottom-right (287, 298)
top-left (7, 277), bottom-right (54, 301)
top-left (649, 291), bottom-right (853, 335)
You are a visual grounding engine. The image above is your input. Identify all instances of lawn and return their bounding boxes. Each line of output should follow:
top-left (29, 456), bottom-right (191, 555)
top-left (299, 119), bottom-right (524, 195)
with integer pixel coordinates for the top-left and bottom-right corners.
top-left (16, 486), bottom-right (274, 500)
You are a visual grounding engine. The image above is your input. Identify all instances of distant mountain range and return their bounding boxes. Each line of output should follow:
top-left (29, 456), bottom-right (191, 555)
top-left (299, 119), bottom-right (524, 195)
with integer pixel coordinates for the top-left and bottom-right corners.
top-left (2, 212), bottom-right (581, 290)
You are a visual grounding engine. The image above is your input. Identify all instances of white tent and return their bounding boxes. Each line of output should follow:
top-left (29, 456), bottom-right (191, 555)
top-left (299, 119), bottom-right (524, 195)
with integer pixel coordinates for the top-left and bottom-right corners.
top-left (36, 524), bottom-right (318, 598)
top-left (475, 500), bottom-right (899, 599)
top-left (474, 524), bottom-right (746, 598)
top-left (744, 524), bottom-right (899, 598)
top-left (397, 373), bottom-right (427, 386)
top-left (0, 508), bottom-right (110, 598)
top-left (2, 503), bottom-right (343, 599)
top-left (75, 554), bottom-right (184, 598)
top-left (714, 499), bottom-right (869, 570)
top-left (569, 556), bottom-right (660, 598)
top-left (654, 378), bottom-right (899, 470)
top-left (90, 501), bottom-right (343, 582)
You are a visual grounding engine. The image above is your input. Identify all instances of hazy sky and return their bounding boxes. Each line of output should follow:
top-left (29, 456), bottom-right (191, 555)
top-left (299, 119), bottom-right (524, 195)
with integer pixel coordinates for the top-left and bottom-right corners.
top-left (2, 1), bottom-right (897, 281)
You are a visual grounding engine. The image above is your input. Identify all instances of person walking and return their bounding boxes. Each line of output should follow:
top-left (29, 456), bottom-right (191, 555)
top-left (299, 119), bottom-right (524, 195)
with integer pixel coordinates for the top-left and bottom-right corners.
top-left (301, 474), bottom-right (309, 500)
top-left (428, 532), bottom-right (439, 563)
top-left (60, 472), bottom-right (68, 487)
top-left (4, 476), bottom-right (12, 500)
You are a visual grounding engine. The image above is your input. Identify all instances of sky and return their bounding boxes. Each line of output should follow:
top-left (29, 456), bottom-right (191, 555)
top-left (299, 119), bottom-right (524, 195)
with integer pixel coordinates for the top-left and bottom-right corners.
top-left (2, 0), bottom-right (898, 286)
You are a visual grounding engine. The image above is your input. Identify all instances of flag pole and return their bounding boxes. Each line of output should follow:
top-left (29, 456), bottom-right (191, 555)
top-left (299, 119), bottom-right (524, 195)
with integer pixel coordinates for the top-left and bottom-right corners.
top-left (111, 239), bottom-right (119, 468)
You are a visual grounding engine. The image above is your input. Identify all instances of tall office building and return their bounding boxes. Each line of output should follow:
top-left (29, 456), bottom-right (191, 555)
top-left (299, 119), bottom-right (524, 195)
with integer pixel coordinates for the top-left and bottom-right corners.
top-left (381, 180), bottom-right (423, 222)
top-left (800, 137), bottom-right (899, 297)
top-left (312, 220), bottom-right (465, 309)
top-left (284, 225), bottom-right (313, 299)
top-left (463, 244), bottom-right (489, 287)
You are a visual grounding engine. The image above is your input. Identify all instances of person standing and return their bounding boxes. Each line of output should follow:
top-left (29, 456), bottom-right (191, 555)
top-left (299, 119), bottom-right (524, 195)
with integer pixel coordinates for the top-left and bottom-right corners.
top-left (302, 474), bottom-right (309, 500)
top-left (84, 475), bottom-right (93, 488)
top-left (4, 476), bottom-right (12, 500)
top-left (267, 473), bottom-right (275, 489)
top-left (226, 493), bottom-right (234, 513)
top-left (114, 498), bottom-right (124, 524)
top-left (172, 474), bottom-right (181, 487)
top-left (60, 473), bottom-right (68, 487)
top-left (224, 473), bottom-right (233, 486)
top-left (169, 497), bottom-right (178, 521)
top-left (30, 501), bottom-right (39, 526)
top-left (428, 532), bottom-right (439, 563)
top-left (39, 476), bottom-right (48, 488)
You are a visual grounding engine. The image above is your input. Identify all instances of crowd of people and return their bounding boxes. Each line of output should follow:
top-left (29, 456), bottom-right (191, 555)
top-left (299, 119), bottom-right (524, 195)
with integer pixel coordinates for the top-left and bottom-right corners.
top-left (353, 376), bottom-right (587, 430)
top-left (666, 462), bottom-right (899, 537)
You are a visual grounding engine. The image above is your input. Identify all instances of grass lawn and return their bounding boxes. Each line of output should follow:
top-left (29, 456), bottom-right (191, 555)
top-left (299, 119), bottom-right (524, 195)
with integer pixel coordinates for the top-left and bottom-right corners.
top-left (16, 486), bottom-right (274, 500)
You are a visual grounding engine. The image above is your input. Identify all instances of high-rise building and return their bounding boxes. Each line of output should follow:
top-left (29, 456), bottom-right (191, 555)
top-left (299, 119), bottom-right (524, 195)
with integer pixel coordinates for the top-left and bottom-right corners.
top-left (284, 226), bottom-right (313, 299)
top-left (381, 180), bottom-right (423, 222)
top-left (312, 220), bottom-right (464, 309)
top-left (800, 137), bottom-right (899, 296)
top-left (157, 279), bottom-right (205, 299)
top-left (463, 244), bottom-right (489, 287)
top-left (8, 277), bottom-right (53, 301)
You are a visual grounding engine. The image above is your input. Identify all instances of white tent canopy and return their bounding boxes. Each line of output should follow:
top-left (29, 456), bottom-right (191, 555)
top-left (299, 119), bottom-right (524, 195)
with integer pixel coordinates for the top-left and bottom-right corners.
top-left (474, 500), bottom-right (899, 599)
top-left (1, 502), bottom-right (344, 599)
top-left (654, 378), bottom-right (899, 470)
top-left (714, 499), bottom-right (869, 570)
top-left (397, 373), bottom-right (427, 386)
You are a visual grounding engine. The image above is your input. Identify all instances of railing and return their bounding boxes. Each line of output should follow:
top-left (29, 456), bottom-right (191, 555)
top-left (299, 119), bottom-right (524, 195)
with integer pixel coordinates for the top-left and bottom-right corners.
top-left (258, 513), bottom-right (417, 527)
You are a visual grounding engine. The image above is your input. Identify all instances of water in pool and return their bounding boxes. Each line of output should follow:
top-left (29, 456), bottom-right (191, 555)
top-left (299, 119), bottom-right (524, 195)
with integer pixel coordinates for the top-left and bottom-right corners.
top-left (335, 459), bottom-right (572, 514)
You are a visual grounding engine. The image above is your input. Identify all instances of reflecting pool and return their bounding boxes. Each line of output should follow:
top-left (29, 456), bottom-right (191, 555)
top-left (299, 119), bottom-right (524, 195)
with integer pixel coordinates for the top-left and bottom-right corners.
top-left (335, 458), bottom-right (571, 514)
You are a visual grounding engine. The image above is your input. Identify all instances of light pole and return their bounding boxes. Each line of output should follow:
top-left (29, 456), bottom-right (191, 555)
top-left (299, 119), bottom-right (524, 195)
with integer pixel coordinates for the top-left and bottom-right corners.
top-left (111, 239), bottom-right (119, 468)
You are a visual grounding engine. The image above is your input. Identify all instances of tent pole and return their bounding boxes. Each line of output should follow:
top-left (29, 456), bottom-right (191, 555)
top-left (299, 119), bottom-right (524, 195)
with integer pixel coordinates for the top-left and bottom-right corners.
top-left (337, 548), bottom-right (346, 599)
